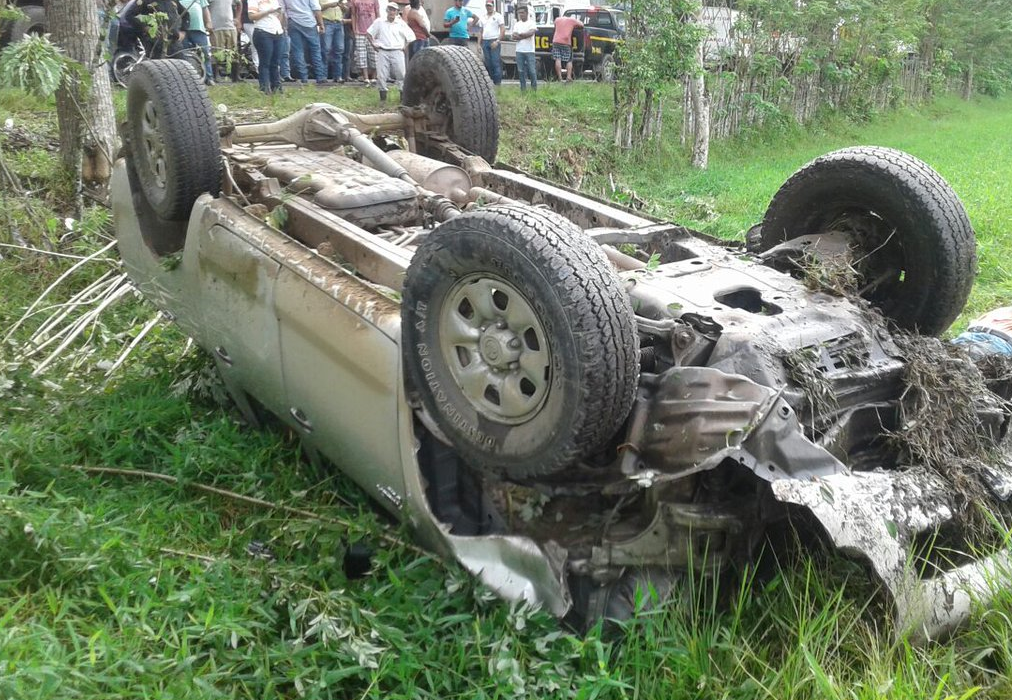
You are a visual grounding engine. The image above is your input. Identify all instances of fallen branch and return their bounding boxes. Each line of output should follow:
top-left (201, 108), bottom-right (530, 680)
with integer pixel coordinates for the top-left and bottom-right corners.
top-left (158, 546), bottom-right (217, 564)
top-left (0, 242), bottom-right (117, 262)
top-left (3, 239), bottom-right (118, 343)
top-left (103, 311), bottom-right (163, 376)
top-left (72, 464), bottom-right (423, 556)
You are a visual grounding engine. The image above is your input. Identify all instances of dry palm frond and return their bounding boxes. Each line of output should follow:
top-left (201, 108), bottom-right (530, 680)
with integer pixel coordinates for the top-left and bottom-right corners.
top-left (8, 239), bottom-right (165, 379)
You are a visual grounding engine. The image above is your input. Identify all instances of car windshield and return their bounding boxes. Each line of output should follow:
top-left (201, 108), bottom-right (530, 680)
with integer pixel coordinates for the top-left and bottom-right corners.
top-left (612, 10), bottom-right (624, 31)
top-left (532, 4), bottom-right (549, 24)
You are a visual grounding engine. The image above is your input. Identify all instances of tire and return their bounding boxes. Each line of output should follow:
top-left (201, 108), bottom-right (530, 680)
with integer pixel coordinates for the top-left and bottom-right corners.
top-left (112, 51), bottom-right (139, 89)
top-left (402, 205), bottom-right (639, 479)
top-left (176, 49), bottom-right (207, 83)
top-left (594, 54), bottom-right (615, 82)
top-left (5, 4), bottom-right (45, 45)
top-left (125, 59), bottom-right (221, 222)
top-left (759, 146), bottom-right (976, 336)
top-left (401, 45), bottom-right (499, 163)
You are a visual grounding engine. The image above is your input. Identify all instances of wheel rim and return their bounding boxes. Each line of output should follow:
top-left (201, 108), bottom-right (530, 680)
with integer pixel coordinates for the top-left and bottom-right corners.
top-left (139, 98), bottom-right (167, 191)
top-left (113, 54), bottom-right (137, 88)
top-left (440, 274), bottom-right (552, 424)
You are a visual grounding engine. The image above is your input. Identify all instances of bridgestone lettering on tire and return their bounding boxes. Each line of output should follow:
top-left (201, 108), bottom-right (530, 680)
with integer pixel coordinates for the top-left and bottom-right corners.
top-left (126, 60), bottom-right (221, 222)
top-left (401, 46), bottom-right (499, 163)
top-left (759, 146), bottom-right (976, 336)
top-left (402, 206), bottom-right (639, 479)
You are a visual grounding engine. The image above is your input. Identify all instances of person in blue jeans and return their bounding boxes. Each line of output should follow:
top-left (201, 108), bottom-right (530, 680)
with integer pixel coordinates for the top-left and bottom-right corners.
top-left (511, 4), bottom-right (536, 91)
top-left (320, 0), bottom-right (344, 80)
top-left (479, 1), bottom-right (504, 85)
top-left (249, 0), bottom-right (285, 92)
top-left (280, 31), bottom-right (292, 79)
top-left (342, 0), bottom-right (355, 80)
top-left (181, 0), bottom-right (215, 84)
top-left (283, 0), bottom-right (329, 83)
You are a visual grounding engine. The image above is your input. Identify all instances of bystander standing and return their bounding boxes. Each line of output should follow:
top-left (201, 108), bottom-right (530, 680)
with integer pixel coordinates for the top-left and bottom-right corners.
top-left (442, 0), bottom-right (475, 47)
top-left (350, 0), bottom-right (381, 85)
top-left (367, 2), bottom-right (414, 102)
top-left (283, 0), bottom-right (330, 84)
top-left (320, 0), bottom-right (345, 80)
top-left (404, 0), bottom-right (431, 59)
top-left (479, 1), bottom-right (504, 85)
top-left (511, 4), bottom-right (536, 91)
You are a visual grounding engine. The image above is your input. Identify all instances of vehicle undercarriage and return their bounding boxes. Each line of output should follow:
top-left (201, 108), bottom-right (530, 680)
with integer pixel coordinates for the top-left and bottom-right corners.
top-left (112, 48), bottom-right (1012, 641)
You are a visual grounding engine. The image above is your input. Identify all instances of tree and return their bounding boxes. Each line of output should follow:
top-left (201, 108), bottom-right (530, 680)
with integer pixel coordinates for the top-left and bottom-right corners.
top-left (613, 0), bottom-right (706, 163)
top-left (45, 0), bottom-right (117, 197)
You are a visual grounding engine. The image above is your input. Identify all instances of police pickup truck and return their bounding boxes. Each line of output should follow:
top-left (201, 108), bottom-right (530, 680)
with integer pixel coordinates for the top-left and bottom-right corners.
top-left (501, 3), bottom-right (623, 81)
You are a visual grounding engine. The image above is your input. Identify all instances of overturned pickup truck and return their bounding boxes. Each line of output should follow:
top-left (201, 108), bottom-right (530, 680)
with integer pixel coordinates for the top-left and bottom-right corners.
top-left (112, 47), bottom-right (1012, 640)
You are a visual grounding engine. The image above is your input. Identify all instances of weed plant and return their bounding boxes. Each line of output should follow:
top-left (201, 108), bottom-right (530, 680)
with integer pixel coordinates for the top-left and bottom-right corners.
top-left (2, 82), bottom-right (1012, 698)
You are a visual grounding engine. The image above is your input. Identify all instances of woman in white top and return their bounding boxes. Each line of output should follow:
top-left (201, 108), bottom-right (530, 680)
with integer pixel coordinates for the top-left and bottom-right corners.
top-left (249, 0), bottom-right (285, 93)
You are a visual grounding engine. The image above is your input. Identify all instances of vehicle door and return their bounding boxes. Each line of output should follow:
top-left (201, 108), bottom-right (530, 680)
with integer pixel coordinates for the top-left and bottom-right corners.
top-left (189, 207), bottom-right (287, 421)
top-left (273, 260), bottom-right (407, 511)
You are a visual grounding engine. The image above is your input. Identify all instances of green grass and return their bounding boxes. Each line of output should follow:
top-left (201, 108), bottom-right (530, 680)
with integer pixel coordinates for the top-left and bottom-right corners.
top-left (3, 81), bottom-right (1012, 698)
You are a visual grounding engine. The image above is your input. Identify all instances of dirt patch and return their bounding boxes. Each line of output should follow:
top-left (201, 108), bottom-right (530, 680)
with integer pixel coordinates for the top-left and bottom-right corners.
top-left (1, 117), bottom-right (59, 153)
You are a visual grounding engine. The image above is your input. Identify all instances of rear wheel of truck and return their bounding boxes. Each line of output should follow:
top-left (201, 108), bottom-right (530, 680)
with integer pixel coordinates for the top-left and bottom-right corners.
top-left (758, 146), bottom-right (976, 336)
top-left (125, 59), bottom-right (221, 223)
top-left (402, 205), bottom-right (639, 479)
top-left (594, 54), bottom-right (615, 82)
top-left (401, 45), bottom-right (499, 162)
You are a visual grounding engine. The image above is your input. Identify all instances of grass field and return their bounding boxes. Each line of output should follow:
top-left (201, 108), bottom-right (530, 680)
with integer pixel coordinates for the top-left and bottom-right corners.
top-left (2, 80), bottom-right (1012, 699)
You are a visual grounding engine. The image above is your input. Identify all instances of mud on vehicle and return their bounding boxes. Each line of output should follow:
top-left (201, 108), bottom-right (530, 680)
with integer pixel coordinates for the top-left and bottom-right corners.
top-left (112, 48), bottom-right (1012, 639)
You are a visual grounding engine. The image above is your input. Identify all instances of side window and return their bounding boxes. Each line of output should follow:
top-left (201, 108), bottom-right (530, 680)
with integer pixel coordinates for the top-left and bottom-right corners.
top-left (551, 7), bottom-right (559, 20)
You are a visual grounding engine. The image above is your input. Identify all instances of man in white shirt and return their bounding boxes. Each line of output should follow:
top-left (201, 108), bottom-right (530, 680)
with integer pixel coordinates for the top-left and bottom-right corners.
top-left (479, 0), bottom-right (504, 85)
top-left (367, 3), bottom-right (414, 102)
top-left (511, 3), bottom-right (536, 91)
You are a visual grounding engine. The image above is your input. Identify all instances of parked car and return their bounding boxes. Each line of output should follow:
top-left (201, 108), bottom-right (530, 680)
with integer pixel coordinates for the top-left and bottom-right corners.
top-left (111, 49), bottom-right (1010, 639)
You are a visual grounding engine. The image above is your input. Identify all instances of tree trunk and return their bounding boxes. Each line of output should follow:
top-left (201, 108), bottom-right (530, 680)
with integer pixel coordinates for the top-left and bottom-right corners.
top-left (46, 0), bottom-right (118, 198)
top-left (688, 75), bottom-right (709, 168)
top-left (962, 57), bottom-right (974, 100)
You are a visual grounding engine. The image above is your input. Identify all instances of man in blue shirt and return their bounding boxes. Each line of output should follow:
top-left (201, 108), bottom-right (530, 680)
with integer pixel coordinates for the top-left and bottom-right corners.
top-left (442, 0), bottom-right (476, 47)
top-left (283, 0), bottom-right (330, 83)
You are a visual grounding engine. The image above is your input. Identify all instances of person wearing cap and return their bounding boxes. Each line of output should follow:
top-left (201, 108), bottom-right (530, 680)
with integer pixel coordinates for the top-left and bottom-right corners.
top-left (367, 3), bottom-right (414, 102)
top-left (479, 0), bottom-right (505, 85)
top-left (511, 4), bottom-right (536, 91)
top-left (442, 0), bottom-right (476, 47)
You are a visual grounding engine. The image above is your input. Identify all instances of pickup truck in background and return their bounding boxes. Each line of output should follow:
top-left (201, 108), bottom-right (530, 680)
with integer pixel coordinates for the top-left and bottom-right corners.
top-left (500, 3), bottom-right (623, 81)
